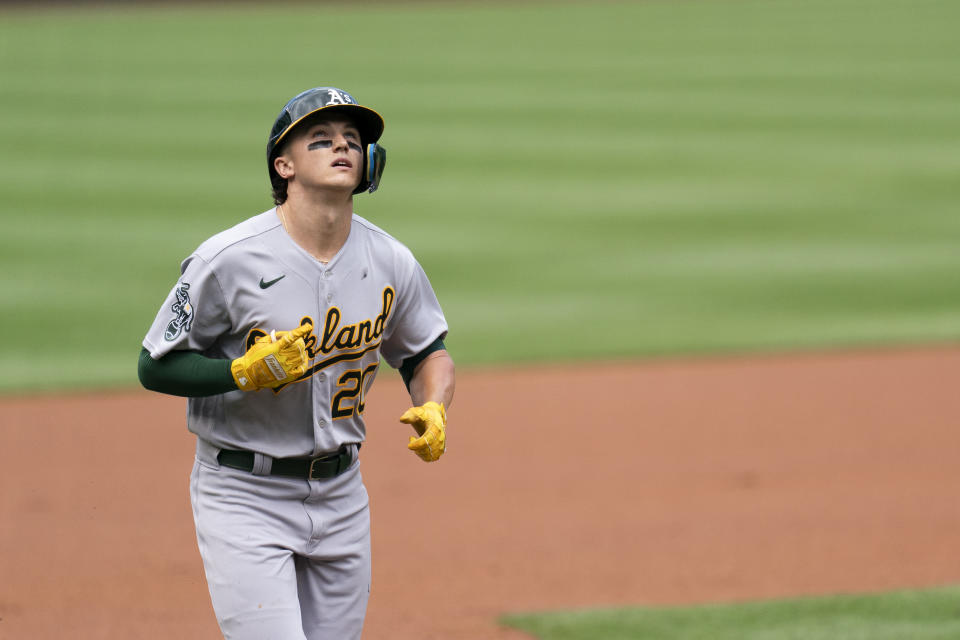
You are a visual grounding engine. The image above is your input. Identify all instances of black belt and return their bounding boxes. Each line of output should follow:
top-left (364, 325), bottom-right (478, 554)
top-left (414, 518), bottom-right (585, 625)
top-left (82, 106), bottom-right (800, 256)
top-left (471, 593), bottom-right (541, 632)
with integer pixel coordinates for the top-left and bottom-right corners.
top-left (217, 446), bottom-right (356, 480)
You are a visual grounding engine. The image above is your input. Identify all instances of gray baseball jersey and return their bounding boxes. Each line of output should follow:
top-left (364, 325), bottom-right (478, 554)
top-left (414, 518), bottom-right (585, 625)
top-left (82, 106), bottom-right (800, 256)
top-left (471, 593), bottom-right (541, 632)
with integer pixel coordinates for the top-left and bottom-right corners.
top-left (143, 209), bottom-right (448, 458)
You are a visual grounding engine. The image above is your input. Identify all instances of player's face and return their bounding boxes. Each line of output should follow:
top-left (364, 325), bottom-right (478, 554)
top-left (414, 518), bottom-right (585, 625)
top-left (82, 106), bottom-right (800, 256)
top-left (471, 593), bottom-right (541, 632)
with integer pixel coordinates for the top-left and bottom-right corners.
top-left (280, 116), bottom-right (364, 193)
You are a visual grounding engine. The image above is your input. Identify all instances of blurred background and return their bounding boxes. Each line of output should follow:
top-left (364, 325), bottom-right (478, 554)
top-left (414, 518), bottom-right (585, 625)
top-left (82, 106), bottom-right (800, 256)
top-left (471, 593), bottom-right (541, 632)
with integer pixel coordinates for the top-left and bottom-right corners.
top-left (1, 0), bottom-right (958, 393)
top-left (2, 2), bottom-right (959, 639)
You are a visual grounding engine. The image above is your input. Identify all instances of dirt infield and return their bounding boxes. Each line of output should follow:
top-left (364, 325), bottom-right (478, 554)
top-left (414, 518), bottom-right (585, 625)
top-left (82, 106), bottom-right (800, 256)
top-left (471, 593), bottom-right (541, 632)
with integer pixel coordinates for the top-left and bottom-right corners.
top-left (2, 346), bottom-right (959, 639)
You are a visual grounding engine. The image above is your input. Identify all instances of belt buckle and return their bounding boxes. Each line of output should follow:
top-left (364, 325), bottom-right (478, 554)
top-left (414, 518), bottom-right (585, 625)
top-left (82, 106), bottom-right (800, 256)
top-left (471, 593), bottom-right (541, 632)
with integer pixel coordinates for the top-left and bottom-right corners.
top-left (308, 447), bottom-right (351, 479)
top-left (308, 451), bottom-right (339, 479)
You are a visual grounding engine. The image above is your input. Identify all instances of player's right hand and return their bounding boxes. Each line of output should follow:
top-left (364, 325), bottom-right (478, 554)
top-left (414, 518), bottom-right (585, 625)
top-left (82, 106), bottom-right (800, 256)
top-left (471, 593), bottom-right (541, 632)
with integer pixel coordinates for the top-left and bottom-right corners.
top-left (230, 323), bottom-right (312, 392)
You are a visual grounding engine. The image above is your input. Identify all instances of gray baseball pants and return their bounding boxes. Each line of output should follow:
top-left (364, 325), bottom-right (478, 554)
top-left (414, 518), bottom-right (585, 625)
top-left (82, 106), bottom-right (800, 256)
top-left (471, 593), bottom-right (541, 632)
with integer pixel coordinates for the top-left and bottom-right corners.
top-left (189, 443), bottom-right (370, 639)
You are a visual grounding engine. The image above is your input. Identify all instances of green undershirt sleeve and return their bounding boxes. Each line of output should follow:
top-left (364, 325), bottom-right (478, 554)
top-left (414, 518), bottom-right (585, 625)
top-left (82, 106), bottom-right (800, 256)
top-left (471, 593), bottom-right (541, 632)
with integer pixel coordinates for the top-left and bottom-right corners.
top-left (398, 337), bottom-right (447, 391)
top-left (138, 347), bottom-right (238, 397)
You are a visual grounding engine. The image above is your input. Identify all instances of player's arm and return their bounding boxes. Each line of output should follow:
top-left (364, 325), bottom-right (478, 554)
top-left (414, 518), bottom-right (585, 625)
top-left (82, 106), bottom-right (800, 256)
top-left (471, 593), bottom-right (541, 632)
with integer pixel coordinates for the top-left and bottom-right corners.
top-left (138, 348), bottom-right (237, 397)
top-left (398, 337), bottom-right (453, 403)
top-left (138, 323), bottom-right (312, 397)
top-left (397, 338), bottom-right (455, 462)
top-left (406, 349), bottom-right (455, 409)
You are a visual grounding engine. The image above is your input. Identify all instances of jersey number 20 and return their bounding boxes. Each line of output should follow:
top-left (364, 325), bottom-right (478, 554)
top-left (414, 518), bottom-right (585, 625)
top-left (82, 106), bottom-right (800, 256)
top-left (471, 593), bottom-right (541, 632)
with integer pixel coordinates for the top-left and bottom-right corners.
top-left (331, 363), bottom-right (379, 419)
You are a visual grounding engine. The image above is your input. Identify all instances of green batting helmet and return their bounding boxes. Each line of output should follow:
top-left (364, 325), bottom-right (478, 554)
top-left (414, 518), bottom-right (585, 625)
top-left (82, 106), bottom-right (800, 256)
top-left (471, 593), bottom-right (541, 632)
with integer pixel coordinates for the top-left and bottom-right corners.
top-left (267, 87), bottom-right (386, 195)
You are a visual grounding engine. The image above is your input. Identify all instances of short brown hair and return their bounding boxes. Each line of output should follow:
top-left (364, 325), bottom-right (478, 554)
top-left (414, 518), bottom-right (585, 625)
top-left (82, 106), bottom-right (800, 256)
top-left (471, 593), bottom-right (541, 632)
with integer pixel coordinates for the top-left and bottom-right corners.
top-left (270, 169), bottom-right (288, 205)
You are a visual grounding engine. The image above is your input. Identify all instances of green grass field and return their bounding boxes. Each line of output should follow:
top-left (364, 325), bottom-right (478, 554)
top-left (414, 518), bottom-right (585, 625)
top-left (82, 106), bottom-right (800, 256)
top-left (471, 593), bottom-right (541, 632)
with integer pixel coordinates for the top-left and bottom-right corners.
top-left (501, 585), bottom-right (960, 640)
top-left (1, 0), bottom-right (958, 392)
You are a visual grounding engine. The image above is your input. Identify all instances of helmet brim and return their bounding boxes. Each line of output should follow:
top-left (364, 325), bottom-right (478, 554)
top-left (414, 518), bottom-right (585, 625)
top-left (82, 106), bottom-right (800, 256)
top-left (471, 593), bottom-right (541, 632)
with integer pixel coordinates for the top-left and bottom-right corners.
top-left (270, 103), bottom-right (384, 159)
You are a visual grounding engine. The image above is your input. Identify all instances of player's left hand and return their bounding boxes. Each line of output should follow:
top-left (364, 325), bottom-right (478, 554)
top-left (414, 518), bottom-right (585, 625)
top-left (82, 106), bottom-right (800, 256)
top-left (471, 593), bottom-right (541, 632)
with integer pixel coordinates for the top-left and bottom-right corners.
top-left (399, 401), bottom-right (446, 462)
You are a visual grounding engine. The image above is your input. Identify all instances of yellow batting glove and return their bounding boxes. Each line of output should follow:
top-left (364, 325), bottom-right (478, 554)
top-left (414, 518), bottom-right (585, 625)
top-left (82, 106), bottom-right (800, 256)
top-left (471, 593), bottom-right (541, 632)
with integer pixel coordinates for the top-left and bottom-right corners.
top-left (399, 401), bottom-right (446, 462)
top-left (231, 323), bottom-right (312, 391)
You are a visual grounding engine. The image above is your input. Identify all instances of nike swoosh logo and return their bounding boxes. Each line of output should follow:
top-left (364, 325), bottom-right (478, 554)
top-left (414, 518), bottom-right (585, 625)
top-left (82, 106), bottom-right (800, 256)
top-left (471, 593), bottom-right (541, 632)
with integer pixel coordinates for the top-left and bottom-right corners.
top-left (259, 275), bottom-right (286, 289)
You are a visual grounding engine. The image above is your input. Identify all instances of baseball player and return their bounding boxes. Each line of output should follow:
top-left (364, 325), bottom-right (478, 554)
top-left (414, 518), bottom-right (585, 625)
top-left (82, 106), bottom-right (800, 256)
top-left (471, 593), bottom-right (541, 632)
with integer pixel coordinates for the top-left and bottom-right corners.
top-left (137, 86), bottom-right (454, 639)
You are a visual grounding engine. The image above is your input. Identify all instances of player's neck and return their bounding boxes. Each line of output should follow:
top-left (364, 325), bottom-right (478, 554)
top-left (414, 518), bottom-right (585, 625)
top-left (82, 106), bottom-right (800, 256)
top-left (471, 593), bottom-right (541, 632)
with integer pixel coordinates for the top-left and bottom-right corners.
top-left (278, 193), bottom-right (353, 264)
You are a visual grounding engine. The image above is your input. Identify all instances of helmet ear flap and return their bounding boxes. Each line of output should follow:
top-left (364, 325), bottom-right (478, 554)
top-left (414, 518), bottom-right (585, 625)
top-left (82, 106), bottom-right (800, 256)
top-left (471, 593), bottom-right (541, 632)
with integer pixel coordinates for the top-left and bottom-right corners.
top-left (357, 142), bottom-right (387, 194)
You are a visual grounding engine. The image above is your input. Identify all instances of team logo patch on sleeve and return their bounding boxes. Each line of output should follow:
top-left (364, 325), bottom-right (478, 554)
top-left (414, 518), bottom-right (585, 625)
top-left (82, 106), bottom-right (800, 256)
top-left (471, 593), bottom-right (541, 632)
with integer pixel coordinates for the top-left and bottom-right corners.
top-left (164, 283), bottom-right (195, 341)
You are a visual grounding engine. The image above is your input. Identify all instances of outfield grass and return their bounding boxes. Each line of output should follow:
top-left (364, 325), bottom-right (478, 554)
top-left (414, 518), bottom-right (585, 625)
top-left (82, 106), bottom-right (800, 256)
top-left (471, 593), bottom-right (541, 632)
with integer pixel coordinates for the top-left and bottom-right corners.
top-left (1, 0), bottom-right (959, 391)
top-left (501, 585), bottom-right (960, 640)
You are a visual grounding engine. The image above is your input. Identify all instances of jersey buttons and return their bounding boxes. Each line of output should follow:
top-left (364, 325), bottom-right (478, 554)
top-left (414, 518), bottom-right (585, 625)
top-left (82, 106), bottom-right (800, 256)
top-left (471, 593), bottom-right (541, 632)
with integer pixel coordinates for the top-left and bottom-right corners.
top-left (318, 419), bottom-right (327, 428)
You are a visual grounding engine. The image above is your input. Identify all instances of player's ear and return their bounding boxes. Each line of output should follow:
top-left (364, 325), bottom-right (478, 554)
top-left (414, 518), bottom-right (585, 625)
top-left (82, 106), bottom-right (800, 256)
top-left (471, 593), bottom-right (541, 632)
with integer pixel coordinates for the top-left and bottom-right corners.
top-left (274, 154), bottom-right (294, 180)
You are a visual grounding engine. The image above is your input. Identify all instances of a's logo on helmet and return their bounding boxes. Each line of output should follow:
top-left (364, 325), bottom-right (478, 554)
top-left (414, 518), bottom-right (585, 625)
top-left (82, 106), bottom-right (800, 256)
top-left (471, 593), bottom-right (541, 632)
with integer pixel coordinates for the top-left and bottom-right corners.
top-left (164, 283), bottom-right (195, 341)
top-left (324, 89), bottom-right (355, 106)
